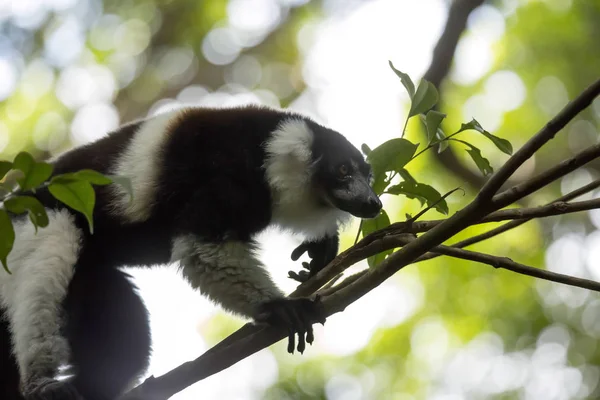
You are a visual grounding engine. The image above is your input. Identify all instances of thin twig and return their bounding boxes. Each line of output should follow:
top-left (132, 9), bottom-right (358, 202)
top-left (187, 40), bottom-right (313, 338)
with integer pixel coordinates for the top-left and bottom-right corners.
top-left (447, 178), bottom-right (600, 251)
top-left (409, 187), bottom-right (464, 222)
top-left (428, 243), bottom-right (600, 292)
top-left (492, 142), bottom-right (600, 208)
top-left (318, 272), bottom-right (364, 297)
top-left (484, 198), bottom-right (600, 222)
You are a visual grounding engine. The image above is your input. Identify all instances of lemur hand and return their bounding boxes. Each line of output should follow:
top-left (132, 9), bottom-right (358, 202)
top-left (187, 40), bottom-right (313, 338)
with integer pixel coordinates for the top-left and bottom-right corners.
top-left (256, 296), bottom-right (326, 354)
top-left (288, 235), bottom-right (339, 283)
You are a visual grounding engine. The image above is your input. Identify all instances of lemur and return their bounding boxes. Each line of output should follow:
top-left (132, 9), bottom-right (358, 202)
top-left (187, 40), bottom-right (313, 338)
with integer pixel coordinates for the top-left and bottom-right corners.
top-left (0, 105), bottom-right (381, 400)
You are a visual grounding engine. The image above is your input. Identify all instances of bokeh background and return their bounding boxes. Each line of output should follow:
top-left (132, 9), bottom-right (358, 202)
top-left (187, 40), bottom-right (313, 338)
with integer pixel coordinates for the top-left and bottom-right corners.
top-left (2, 0), bottom-right (600, 398)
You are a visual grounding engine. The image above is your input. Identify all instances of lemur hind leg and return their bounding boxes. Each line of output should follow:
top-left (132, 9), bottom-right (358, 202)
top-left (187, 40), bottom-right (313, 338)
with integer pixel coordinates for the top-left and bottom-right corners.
top-left (63, 265), bottom-right (151, 400)
top-left (0, 210), bottom-right (83, 399)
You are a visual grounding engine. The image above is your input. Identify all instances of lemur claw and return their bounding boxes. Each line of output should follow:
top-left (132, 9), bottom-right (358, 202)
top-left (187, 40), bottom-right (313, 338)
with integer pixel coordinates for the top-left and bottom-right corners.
top-left (256, 297), bottom-right (326, 354)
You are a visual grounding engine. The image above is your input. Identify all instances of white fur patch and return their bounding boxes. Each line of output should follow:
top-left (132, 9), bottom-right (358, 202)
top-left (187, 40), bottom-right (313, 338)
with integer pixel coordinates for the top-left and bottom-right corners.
top-left (109, 111), bottom-right (177, 223)
top-left (0, 210), bottom-right (82, 382)
top-left (172, 237), bottom-right (283, 318)
top-left (264, 118), bottom-right (350, 239)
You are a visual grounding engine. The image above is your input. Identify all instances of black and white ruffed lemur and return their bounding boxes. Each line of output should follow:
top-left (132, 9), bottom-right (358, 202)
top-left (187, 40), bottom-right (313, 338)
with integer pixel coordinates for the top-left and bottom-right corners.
top-left (0, 105), bottom-right (382, 400)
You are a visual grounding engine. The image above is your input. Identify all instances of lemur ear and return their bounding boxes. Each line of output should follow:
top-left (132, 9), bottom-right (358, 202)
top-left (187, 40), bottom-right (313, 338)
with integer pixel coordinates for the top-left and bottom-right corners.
top-left (265, 119), bottom-right (314, 164)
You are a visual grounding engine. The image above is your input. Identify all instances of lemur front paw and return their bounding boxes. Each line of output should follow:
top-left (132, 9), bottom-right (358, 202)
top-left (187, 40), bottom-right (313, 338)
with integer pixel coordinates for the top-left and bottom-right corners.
top-left (256, 296), bottom-right (326, 354)
top-left (288, 236), bottom-right (339, 283)
top-left (24, 379), bottom-right (83, 400)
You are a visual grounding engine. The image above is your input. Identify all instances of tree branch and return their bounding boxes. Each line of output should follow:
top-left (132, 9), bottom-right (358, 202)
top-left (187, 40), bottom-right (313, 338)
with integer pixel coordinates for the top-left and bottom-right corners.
top-left (425, 178), bottom-right (600, 256)
top-left (382, 236), bottom-right (600, 292)
top-left (484, 198), bottom-right (600, 222)
top-left (491, 143), bottom-right (600, 210)
top-left (427, 243), bottom-right (600, 292)
top-left (479, 78), bottom-right (600, 200)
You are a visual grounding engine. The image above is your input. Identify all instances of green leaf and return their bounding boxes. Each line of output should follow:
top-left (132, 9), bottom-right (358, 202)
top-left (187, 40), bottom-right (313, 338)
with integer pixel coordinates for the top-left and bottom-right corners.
top-left (424, 110), bottom-right (446, 144)
top-left (48, 181), bottom-right (96, 234)
top-left (387, 182), bottom-right (449, 214)
top-left (466, 147), bottom-right (494, 176)
top-left (367, 138), bottom-right (419, 177)
top-left (371, 174), bottom-right (388, 196)
top-left (12, 152), bottom-right (53, 191)
top-left (456, 119), bottom-right (485, 135)
top-left (0, 161), bottom-right (12, 179)
top-left (361, 143), bottom-right (372, 156)
top-left (388, 61), bottom-right (415, 99)
top-left (397, 168), bottom-right (417, 185)
top-left (4, 196), bottom-right (49, 232)
top-left (437, 131), bottom-right (449, 153)
top-left (0, 210), bottom-right (15, 273)
top-left (52, 169), bottom-right (113, 185)
top-left (361, 210), bottom-right (392, 267)
top-left (452, 119), bottom-right (513, 155)
top-left (481, 131), bottom-right (513, 155)
top-left (453, 139), bottom-right (494, 176)
top-left (408, 80), bottom-right (438, 117)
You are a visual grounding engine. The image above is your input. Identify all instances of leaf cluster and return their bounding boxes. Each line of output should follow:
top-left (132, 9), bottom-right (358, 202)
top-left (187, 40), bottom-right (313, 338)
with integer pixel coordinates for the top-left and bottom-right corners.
top-left (0, 152), bottom-right (127, 272)
top-left (358, 63), bottom-right (513, 266)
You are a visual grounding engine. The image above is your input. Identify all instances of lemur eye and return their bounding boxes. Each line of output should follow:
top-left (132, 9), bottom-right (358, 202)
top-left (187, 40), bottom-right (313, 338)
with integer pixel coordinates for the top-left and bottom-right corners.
top-left (338, 164), bottom-right (349, 177)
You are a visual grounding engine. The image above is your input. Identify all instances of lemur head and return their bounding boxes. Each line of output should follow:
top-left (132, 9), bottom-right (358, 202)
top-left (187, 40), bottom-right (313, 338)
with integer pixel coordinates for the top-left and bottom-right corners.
top-left (307, 121), bottom-right (382, 219)
top-left (264, 115), bottom-right (382, 221)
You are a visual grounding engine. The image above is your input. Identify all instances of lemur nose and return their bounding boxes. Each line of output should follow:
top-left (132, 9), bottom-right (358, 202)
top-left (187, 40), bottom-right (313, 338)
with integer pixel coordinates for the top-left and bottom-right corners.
top-left (362, 196), bottom-right (382, 218)
top-left (369, 196), bottom-right (382, 211)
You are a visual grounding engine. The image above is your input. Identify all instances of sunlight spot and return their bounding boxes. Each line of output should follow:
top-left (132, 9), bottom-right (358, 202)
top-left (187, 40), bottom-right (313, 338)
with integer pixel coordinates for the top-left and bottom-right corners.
top-left (201, 27), bottom-right (241, 65)
top-left (484, 70), bottom-right (526, 112)
top-left (0, 58), bottom-right (18, 100)
top-left (535, 76), bottom-right (569, 117)
top-left (70, 102), bottom-right (119, 145)
top-left (451, 34), bottom-right (494, 85)
top-left (33, 112), bottom-right (67, 152)
top-left (468, 4), bottom-right (505, 42)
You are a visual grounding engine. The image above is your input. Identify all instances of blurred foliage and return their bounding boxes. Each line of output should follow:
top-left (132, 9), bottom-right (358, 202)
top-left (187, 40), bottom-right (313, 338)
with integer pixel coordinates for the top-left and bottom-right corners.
top-left (2, 0), bottom-right (600, 399)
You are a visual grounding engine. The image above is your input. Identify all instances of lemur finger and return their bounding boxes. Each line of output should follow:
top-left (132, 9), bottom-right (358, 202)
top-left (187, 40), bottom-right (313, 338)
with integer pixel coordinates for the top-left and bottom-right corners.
top-left (271, 308), bottom-right (296, 354)
top-left (296, 305), bottom-right (314, 345)
top-left (288, 270), bottom-right (309, 283)
top-left (287, 329), bottom-right (296, 354)
top-left (291, 244), bottom-right (309, 261)
top-left (302, 261), bottom-right (311, 270)
top-left (285, 301), bottom-right (310, 353)
top-left (306, 324), bottom-right (315, 345)
top-left (288, 308), bottom-right (307, 354)
top-left (297, 331), bottom-right (307, 354)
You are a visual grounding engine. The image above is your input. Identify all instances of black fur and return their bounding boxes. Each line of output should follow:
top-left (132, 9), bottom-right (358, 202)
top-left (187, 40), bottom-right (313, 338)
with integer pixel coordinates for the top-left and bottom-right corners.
top-left (0, 106), bottom-right (379, 399)
top-left (0, 309), bottom-right (22, 400)
top-left (63, 266), bottom-right (151, 400)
